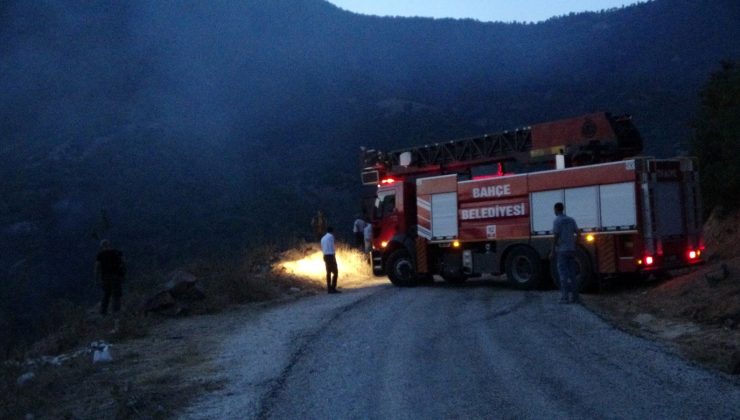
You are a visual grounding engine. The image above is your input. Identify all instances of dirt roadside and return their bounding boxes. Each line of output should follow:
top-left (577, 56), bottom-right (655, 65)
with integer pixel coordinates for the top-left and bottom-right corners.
top-left (583, 258), bottom-right (740, 375)
top-left (0, 293), bottom-right (305, 419)
top-left (584, 210), bottom-right (740, 375)
top-left (0, 245), bottom-right (362, 419)
top-left (2, 228), bottom-right (738, 418)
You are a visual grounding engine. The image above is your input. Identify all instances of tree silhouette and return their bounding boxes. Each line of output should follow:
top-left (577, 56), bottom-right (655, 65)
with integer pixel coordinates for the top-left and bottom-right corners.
top-left (691, 61), bottom-right (740, 215)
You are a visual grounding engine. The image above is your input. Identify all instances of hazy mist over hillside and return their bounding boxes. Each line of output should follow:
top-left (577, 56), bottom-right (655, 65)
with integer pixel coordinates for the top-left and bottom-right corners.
top-left (1, 0), bottom-right (739, 333)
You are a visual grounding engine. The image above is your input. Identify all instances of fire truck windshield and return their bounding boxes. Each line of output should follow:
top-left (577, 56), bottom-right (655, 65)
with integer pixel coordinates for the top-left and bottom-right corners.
top-left (374, 191), bottom-right (396, 219)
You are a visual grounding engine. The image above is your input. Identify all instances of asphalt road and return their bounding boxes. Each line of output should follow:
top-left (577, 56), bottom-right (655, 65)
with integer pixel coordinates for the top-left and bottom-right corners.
top-left (184, 279), bottom-right (740, 419)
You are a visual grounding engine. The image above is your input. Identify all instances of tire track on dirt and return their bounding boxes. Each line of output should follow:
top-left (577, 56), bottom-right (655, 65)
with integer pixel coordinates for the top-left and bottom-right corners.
top-left (256, 286), bottom-right (392, 418)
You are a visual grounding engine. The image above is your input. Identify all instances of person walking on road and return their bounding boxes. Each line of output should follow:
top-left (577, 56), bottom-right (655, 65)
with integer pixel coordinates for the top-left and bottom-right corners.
top-left (311, 210), bottom-right (327, 242)
top-left (95, 239), bottom-right (126, 331)
top-left (321, 227), bottom-right (340, 294)
top-left (352, 214), bottom-right (366, 249)
top-left (551, 202), bottom-right (580, 304)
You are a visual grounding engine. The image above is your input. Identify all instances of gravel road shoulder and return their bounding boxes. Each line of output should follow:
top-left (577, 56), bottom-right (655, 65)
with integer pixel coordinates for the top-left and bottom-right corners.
top-left (180, 281), bottom-right (389, 419)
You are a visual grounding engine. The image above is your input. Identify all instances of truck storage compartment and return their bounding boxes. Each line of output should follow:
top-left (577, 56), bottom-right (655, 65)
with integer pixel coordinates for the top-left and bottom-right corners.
top-left (432, 193), bottom-right (458, 239)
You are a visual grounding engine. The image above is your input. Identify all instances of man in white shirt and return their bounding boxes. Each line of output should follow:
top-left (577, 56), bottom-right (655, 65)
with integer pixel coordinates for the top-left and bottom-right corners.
top-left (321, 227), bottom-right (340, 294)
top-left (353, 215), bottom-right (366, 249)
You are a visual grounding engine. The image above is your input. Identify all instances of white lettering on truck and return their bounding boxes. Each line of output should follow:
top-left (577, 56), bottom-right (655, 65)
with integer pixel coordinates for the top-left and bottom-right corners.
top-left (461, 203), bottom-right (526, 220)
top-left (472, 184), bottom-right (511, 198)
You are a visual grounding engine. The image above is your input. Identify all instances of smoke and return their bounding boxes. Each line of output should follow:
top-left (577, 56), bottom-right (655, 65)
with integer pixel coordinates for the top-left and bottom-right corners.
top-left (0, 1), bottom-right (295, 150)
top-left (0, 1), bottom-right (300, 329)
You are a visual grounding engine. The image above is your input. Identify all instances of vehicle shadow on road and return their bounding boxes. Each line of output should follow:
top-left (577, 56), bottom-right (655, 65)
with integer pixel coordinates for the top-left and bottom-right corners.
top-left (420, 276), bottom-right (530, 290)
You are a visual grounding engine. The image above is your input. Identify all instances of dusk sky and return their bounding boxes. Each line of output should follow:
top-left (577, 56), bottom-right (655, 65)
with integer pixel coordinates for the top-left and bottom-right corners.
top-left (326, 0), bottom-right (643, 23)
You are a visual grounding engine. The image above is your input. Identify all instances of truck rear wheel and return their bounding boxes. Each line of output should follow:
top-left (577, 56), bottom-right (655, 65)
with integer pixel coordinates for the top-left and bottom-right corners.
top-left (550, 247), bottom-right (595, 292)
top-left (505, 246), bottom-right (544, 290)
top-left (386, 249), bottom-right (418, 287)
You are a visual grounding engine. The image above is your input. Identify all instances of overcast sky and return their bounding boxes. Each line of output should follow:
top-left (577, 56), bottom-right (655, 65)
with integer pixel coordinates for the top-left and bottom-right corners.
top-left (326, 0), bottom-right (643, 23)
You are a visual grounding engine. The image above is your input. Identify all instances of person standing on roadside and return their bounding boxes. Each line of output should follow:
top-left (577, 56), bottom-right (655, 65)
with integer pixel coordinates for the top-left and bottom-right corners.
top-left (95, 239), bottom-right (126, 321)
top-left (321, 227), bottom-right (340, 294)
top-left (311, 210), bottom-right (327, 242)
top-left (551, 202), bottom-right (580, 304)
top-left (352, 214), bottom-right (366, 249)
top-left (363, 219), bottom-right (373, 254)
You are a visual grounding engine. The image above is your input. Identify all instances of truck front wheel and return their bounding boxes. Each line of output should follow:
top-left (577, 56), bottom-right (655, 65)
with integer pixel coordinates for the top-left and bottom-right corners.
top-left (386, 249), bottom-right (418, 287)
top-left (505, 246), bottom-right (544, 290)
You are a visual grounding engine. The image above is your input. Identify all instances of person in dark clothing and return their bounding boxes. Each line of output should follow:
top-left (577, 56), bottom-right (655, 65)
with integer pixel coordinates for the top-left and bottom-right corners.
top-left (311, 210), bottom-right (328, 242)
top-left (551, 202), bottom-right (580, 304)
top-left (352, 214), bottom-right (366, 249)
top-left (95, 239), bottom-right (126, 316)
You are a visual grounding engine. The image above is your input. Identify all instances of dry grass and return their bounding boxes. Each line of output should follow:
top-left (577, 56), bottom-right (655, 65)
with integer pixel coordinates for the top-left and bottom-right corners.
top-left (0, 242), bottom-right (331, 418)
top-left (274, 241), bottom-right (373, 289)
top-left (1, 319), bottom-right (223, 419)
top-left (189, 242), bottom-right (327, 308)
top-left (703, 208), bottom-right (740, 261)
top-left (585, 209), bottom-right (740, 375)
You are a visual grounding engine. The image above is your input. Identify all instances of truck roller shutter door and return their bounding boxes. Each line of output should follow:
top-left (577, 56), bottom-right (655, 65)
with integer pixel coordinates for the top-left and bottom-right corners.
top-left (600, 183), bottom-right (637, 230)
top-left (565, 186), bottom-right (600, 230)
top-left (653, 182), bottom-right (684, 236)
top-left (531, 190), bottom-right (564, 234)
top-left (432, 193), bottom-right (458, 239)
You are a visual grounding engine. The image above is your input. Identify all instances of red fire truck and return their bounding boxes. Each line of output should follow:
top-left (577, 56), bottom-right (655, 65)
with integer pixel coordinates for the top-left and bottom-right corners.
top-left (361, 112), bottom-right (703, 289)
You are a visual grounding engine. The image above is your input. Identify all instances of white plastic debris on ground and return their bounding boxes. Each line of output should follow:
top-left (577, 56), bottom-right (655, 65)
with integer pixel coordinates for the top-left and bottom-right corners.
top-left (92, 343), bottom-right (113, 363)
top-left (3, 341), bottom-right (114, 370)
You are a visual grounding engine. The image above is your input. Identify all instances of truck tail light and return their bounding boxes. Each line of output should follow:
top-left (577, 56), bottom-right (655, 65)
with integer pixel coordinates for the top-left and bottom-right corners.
top-left (637, 256), bottom-right (654, 266)
top-left (381, 241), bottom-right (388, 248)
top-left (687, 249), bottom-right (702, 262)
top-left (452, 241), bottom-right (460, 248)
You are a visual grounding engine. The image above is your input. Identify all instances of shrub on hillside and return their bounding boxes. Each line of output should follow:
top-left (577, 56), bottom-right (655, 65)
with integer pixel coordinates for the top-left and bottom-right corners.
top-left (690, 60), bottom-right (740, 216)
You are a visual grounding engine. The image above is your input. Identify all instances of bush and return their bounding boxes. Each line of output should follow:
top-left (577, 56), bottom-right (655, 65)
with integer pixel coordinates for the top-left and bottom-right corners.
top-left (690, 60), bottom-right (740, 216)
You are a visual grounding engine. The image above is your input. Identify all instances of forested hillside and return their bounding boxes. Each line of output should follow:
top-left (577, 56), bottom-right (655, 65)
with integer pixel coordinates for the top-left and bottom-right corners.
top-left (1, 0), bottom-right (739, 340)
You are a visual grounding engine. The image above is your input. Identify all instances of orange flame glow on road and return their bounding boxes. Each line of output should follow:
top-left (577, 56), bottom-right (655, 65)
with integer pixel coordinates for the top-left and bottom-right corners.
top-left (277, 244), bottom-right (380, 289)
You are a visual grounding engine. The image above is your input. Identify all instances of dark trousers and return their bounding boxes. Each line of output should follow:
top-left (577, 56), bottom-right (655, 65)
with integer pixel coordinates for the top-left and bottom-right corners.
top-left (557, 251), bottom-right (579, 302)
top-left (323, 254), bottom-right (338, 290)
top-left (354, 232), bottom-right (364, 249)
top-left (101, 275), bottom-right (122, 315)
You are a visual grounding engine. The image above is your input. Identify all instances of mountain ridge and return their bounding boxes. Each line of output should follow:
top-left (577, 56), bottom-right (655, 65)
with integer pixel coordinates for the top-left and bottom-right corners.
top-left (0, 0), bottom-right (738, 326)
